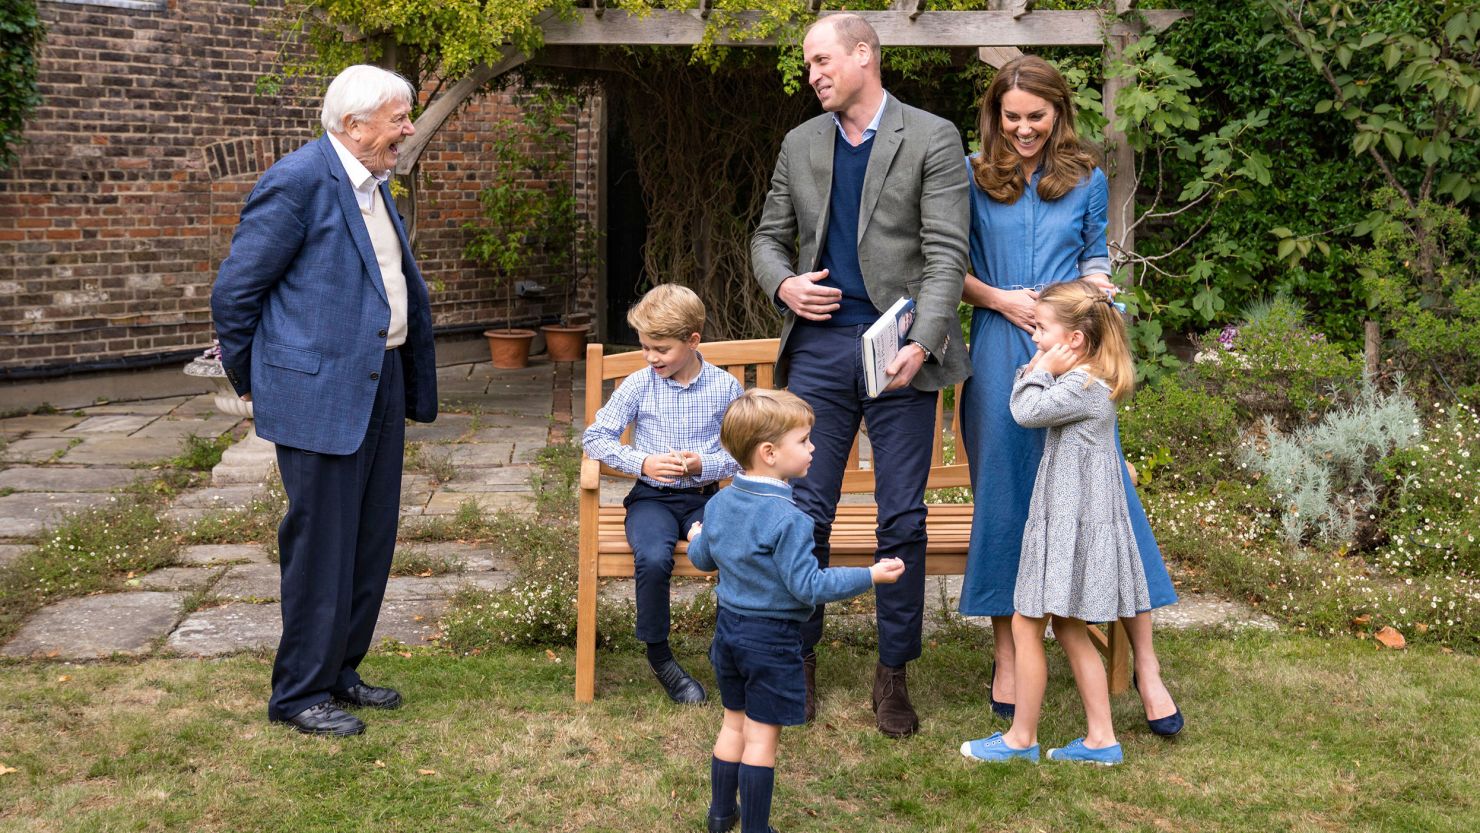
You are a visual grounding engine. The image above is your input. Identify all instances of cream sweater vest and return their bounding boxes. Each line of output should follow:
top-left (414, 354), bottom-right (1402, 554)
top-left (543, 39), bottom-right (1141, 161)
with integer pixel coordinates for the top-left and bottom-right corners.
top-left (362, 189), bottom-right (408, 349)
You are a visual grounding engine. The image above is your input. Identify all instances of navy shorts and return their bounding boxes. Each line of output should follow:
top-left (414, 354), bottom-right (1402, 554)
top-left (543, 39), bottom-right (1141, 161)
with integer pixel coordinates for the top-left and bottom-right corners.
top-left (709, 607), bottom-right (807, 726)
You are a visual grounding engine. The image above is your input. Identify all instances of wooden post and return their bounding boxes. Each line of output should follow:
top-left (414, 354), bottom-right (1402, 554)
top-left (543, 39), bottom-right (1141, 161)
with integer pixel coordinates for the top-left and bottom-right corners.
top-left (1102, 0), bottom-right (1138, 275)
top-left (1364, 320), bottom-right (1380, 377)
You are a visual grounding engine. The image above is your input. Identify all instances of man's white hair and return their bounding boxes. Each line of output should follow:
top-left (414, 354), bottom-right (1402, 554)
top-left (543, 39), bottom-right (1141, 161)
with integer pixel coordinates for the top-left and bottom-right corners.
top-left (320, 65), bottom-right (414, 135)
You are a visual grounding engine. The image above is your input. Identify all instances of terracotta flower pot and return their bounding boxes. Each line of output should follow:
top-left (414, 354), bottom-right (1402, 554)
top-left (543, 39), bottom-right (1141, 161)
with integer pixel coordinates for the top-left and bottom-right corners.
top-left (484, 328), bottom-right (536, 369)
top-left (540, 323), bottom-right (589, 363)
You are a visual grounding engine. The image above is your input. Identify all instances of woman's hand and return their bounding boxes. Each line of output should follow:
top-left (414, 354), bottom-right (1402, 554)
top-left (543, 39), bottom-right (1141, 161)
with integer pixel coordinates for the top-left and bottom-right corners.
top-left (991, 284), bottom-right (1040, 335)
top-left (1082, 273), bottom-right (1117, 294)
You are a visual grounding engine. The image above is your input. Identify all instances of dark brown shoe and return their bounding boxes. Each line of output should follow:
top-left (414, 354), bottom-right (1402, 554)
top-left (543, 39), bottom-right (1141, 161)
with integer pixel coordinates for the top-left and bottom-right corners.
top-left (802, 652), bottom-right (818, 723)
top-left (871, 662), bottom-right (919, 738)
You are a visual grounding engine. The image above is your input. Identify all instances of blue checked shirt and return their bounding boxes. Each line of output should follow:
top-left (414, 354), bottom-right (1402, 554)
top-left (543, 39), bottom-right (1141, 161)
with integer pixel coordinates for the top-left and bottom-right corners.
top-left (581, 357), bottom-right (744, 488)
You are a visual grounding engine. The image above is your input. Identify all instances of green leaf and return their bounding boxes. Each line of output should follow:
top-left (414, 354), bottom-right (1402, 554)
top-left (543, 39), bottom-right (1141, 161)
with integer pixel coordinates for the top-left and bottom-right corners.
top-left (1314, 99), bottom-right (1333, 114)
top-left (1382, 131), bottom-right (1403, 158)
top-left (1270, 227), bottom-right (1294, 239)
top-left (1277, 238), bottom-right (1297, 261)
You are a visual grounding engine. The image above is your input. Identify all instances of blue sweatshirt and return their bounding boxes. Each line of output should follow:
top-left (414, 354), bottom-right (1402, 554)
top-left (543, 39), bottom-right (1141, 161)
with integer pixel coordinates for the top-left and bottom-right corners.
top-left (688, 475), bottom-right (874, 621)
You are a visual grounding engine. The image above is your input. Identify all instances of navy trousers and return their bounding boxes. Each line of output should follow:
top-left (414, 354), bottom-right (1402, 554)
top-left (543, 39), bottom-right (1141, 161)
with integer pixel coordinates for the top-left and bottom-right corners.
top-left (786, 324), bottom-right (936, 668)
top-left (623, 480), bottom-right (713, 644)
top-left (268, 348), bottom-right (405, 721)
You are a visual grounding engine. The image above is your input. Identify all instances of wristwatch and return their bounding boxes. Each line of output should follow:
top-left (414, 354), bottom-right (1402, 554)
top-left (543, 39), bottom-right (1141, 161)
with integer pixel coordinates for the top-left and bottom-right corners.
top-left (908, 339), bottom-right (934, 362)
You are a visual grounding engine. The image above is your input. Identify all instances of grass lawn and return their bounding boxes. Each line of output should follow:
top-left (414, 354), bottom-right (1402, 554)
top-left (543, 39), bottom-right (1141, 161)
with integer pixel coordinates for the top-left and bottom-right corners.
top-left (0, 629), bottom-right (1476, 832)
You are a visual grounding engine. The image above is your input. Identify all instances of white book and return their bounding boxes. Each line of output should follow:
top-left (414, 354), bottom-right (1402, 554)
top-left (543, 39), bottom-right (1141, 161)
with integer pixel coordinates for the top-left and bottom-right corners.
top-left (861, 297), bottom-right (916, 398)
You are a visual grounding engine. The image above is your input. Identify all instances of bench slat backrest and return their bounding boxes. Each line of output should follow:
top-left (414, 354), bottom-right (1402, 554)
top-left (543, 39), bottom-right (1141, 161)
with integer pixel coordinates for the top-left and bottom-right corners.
top-left (583, 339), bottom-right (968, 493)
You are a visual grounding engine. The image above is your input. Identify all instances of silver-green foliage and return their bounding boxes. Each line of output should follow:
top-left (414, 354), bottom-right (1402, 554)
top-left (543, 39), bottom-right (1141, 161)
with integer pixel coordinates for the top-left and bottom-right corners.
top-left (1246, 381), bottom-right (1422, 547)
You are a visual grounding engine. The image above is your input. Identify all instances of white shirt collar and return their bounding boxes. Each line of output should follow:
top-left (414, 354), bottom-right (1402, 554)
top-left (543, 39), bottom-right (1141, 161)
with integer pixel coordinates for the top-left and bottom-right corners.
top-left (327, 132), bottom-right (388, 212)
top-left (832, 90), bottom-right (889, 146)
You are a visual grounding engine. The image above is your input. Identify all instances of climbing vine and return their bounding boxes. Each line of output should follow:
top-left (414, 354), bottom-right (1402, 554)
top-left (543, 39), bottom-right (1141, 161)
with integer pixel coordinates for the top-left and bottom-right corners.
top-left (0, 0), bottom-right (44, 171)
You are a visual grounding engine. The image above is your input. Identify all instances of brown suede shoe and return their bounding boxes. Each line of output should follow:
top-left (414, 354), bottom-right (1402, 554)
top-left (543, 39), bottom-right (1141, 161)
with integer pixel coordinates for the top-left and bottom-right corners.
top-left (871, 662), bottom-right (920, 738)
top-left (802, 652), bottom-right (818, 723)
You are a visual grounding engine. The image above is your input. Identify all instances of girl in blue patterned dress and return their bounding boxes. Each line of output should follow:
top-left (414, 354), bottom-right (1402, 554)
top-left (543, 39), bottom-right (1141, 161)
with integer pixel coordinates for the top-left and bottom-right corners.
top-left (956, 55), bottom-right (1183, 737)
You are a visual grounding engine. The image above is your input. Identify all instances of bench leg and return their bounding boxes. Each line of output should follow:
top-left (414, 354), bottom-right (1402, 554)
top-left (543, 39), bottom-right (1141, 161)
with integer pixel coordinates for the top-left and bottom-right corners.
top-left (1106, 619), bottom-right (1131, 694)
top-left (1086, 621), bottom-right (1132, 695)
top-left (576, 494), bottom-right (599, 702)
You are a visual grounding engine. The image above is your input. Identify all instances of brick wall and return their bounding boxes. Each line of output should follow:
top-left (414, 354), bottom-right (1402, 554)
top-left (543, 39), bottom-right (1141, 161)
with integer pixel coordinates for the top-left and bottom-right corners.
top-left (0, 0), bottom-right (600, 376)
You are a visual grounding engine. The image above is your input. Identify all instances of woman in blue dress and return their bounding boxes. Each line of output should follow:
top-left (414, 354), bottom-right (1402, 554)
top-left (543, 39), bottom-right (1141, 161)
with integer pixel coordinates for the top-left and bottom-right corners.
top-left (958, 55), bottom-right (1182, 736)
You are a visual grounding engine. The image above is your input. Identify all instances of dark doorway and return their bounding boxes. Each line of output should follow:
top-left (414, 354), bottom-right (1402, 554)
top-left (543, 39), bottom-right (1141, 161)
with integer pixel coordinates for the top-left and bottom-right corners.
top-left (604, 100), bottom-right (649, 346)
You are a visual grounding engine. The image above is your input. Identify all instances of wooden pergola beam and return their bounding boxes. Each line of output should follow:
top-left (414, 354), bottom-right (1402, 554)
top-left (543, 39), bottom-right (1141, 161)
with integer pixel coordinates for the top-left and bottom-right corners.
top-left (396, 51), bottom-right (530, 174)
top-left (540, 9), bottom-right (1187, 47)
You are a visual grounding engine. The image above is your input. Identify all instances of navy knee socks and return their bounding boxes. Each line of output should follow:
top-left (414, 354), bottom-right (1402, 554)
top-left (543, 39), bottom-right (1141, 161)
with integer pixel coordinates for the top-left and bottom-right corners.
top-left (645, 640), bottom-right (674, 666)
top-left (738, 762), bottom-right (775, 833)
top-left (709, 756), bottom-right (740, 819)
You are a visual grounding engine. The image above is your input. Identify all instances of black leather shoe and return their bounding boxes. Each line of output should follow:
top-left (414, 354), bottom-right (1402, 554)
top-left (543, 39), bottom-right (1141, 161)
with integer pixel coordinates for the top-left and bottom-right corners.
top-left (650, 657), bottom-right (706, 704)
top-left (273, 701), bottom-right (366, 736)
top-left (705, 812), bottom-right (738, 833)
top-left (331, 682), bottom-right (403, 710)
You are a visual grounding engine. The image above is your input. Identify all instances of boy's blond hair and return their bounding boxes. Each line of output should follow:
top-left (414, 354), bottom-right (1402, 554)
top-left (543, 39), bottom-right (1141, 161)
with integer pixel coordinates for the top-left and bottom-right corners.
top-left (720, 389), bottom-right (815, 470)
top-left (626, 284), bottom-right (706, 341)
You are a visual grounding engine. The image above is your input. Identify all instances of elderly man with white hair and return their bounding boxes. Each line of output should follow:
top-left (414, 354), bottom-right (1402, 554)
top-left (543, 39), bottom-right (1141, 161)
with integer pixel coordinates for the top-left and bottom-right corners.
top-left (212, 64), bottom-right (438, 736)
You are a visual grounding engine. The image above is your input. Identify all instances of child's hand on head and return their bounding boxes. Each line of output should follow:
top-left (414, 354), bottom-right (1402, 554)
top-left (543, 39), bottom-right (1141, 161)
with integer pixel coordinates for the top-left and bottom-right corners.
top-left (1039, 343), bottom-right (1078, 376)
top-left (870, 557), bottom-right (905, 585)
top-left (687, 521), bottom-right (702, 541)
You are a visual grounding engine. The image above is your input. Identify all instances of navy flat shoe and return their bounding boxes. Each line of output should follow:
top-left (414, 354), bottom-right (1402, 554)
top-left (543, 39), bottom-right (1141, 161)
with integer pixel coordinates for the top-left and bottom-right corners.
top-left (1134, 672), bottom-right (1184, 737)
top-left (990, 661), bottom-right (1015, 720)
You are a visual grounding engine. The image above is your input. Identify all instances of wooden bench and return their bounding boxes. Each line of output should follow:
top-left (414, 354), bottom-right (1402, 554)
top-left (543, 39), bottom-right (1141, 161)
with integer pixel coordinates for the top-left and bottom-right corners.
top-left (575, 337), bottom-right (1128, 701)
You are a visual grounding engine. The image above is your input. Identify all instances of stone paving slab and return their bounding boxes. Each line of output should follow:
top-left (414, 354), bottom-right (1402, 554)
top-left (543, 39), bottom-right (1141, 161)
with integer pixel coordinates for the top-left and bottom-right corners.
top-left (82, 396), bottom-right (191, 416)
top-left (0, 543), bottom-right (29, 569)
top-left (173, 394), bottom-right (227, 419)
top-left (466, 425), bottom-right (549, 445)
top-left (444, 443), bottom-right (514, 468)
top-left (164, 484), bottom-right (270, 524)
top-left (59, 435), bottom-right (184, 465)
top-left (0, 437), bottom-right (78, 463)
top-left (2, 592), bottom-right (186, 659)
top-left (0, 492), bottom-right (118, 539)
top-left (166, 602), bottom-right (279, 656)
top-left (0, 465), bottom-right (142, 493)
top-left (1152, 592), bottom-right (1280, 631)
top-left (178, 543), bottom-right (269, 566)
top-left (453, 465), bottom-right (535, 487)
top-left (422, 490), bottom-right (534, 517)
top-left (404, 414), bottom-right (475, 444)
top-left (402, 542), bottom-right (519, 574)
top-left (131, 415), bottom-right (241, 441)
top-left (132, 566), bottom-right (224, 592)
top-left (213, 563), bottom-right (281, 601)
top-left (0, 414), bottom-right (85, 438)
top-left (64, 414), bottom-right (157, 435)
top-left (372, 598), bottom-right (449, 646)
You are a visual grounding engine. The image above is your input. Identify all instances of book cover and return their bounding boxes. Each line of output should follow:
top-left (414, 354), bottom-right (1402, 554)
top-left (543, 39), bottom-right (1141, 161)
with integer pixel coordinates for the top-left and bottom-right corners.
top-left (861, 297), bottom-right (916, 398)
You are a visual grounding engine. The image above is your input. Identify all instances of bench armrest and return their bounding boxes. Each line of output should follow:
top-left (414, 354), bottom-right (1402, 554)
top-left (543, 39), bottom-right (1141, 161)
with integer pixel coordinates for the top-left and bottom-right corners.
top-left (580, 456), bottom-right (601, 492)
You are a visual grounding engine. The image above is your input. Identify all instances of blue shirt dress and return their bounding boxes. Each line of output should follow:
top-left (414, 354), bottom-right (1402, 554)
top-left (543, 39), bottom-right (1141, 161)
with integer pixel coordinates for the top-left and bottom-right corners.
top-left (957, 158), bottom-right (1177, 617)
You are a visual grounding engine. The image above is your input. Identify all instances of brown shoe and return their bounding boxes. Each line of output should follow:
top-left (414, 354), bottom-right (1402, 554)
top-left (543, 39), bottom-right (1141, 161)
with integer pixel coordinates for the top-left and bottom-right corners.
top-left (802, 652), bottom-right (818, 723)
top-left (871, 662), bottom-right (920, 738)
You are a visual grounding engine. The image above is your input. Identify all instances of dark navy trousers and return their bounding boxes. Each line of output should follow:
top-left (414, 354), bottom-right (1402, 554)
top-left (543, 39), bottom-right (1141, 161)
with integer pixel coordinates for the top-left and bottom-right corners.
top-left (268, 347), bottom-right (405, 721)
top-left (623, 480), bottom-right (713, 645)
top-left (786, 323), bottom-right (936, 668)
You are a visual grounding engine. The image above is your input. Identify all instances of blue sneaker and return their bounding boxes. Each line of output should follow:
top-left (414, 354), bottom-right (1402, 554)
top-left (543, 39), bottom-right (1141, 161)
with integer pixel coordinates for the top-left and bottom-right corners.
top-left (959, 732), bottom-right (1039, 763)
top-left (1046, 737), bottom-right (1123, 766)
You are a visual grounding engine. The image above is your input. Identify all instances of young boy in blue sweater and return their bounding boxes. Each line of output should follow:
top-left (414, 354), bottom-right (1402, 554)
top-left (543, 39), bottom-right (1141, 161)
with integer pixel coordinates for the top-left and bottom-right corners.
top-left (582, 284), bottom-right (743, 704)
top-left (688, 389), bottom-right (904, 833)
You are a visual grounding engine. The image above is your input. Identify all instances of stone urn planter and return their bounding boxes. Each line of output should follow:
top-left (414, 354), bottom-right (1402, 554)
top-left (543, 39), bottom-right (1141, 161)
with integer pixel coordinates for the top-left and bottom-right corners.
top-left (182, 350), bottom-right (253, 419)
top-left (182, 343), bottom-right (275, 484)
top-left (539, 323), bottom-right (589, 363)
top-left (484, 328), bottom-right (536, 369)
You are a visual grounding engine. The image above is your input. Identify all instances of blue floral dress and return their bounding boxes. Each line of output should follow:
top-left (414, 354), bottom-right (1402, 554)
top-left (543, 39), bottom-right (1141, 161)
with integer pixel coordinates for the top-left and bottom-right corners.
top-left (957, 158), bottom-right (1177, 617)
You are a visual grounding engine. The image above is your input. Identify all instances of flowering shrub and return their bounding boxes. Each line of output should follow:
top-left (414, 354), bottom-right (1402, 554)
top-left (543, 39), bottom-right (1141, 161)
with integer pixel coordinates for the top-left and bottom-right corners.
top-left (1376, 402), bottom-right (1480, 578)
top-left (1147, 484), bottom-right (1477, 652)
top-left (1119, 374), bottom-right (1240, 490)
top-left (1242, 383), bottom-right (1421, 547)
top-left (1192, 296), bottom-right (1359, 427)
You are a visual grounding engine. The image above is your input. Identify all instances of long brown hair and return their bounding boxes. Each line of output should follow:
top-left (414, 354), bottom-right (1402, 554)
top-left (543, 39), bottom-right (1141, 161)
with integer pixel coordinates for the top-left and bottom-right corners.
top-left (1037, 280), bottom-right (1135, 403)
top-left (970, 55), bottom-right (1098, 204)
